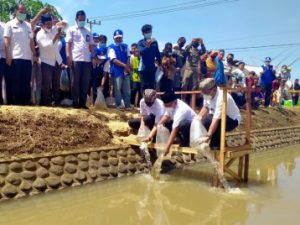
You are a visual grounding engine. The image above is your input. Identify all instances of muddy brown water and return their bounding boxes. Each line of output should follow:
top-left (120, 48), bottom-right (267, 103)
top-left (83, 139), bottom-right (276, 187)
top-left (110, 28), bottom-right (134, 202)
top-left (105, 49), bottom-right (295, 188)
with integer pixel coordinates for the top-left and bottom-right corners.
top-left (1, 146), bottom-right (300, 225)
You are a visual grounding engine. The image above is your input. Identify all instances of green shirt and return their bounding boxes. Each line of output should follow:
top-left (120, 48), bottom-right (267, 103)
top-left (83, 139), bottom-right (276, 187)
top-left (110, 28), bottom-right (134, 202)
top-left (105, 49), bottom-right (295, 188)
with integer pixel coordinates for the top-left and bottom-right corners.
top-left (131, 56), bottom-right (140, 82)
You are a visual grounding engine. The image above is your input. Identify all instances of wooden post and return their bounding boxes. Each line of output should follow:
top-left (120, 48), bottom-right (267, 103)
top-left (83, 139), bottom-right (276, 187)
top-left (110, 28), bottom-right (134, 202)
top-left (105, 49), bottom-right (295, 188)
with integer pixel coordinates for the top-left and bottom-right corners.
top-left (220, 88), bottom-right (228, 172)
top-left (245, 87), bottom-right (252, 144)
top-left (191, 93), bottom-right (196, 111)
top-left (238, 157), bottom-right (244, 178)
top-left (244, 154), bottom-right (249, 182)
top-left (244, 87), bottom-right (252, 182)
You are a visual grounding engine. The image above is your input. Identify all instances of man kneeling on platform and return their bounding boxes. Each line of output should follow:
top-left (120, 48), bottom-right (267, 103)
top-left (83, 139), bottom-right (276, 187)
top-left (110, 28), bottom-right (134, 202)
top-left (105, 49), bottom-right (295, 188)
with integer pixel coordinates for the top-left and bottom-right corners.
top-left (198, 78), bottom-right (241, 149)
top-left (158, 91), bottom-right (197, 156)
top-left (128, 89), bottom-right (165, 137)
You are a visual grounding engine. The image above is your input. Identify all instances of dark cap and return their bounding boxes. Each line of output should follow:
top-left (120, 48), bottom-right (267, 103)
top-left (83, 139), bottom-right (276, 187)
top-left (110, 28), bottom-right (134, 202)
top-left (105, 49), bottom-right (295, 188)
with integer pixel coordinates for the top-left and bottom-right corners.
top-left (161, 91), bottom-right (177, 104)
top-left (41, 14), bottom-right (52, 24)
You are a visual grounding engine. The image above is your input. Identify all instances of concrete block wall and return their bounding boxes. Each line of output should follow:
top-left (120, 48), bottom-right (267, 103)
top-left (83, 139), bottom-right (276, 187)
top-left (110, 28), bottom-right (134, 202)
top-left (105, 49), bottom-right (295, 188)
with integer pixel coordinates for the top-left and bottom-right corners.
top-left (0, 147), bottom-right (148, 201)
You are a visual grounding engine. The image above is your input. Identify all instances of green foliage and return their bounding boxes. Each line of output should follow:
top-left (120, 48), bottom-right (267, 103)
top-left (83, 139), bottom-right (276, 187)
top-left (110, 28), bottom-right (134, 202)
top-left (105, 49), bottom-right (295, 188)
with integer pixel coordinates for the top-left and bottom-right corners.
top-left (0, 0), bottom-right (62, 22)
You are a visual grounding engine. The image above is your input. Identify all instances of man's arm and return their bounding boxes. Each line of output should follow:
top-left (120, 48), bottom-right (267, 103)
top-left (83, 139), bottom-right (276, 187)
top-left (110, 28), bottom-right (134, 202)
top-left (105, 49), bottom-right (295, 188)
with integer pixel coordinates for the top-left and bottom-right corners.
top-left (185, 43), bottom-right (192, 52)
top-left (137, 40), bottom-right (148, 56)
top-left (31, 7), bottom-right (51, 30)
top-left (163, 127), bottom-right (179, 156)
top-left (200, 40), bottom-right (206, 55)
top-left (30, 38), bottom-right (38, 63)
top-left (198, 106), bottom-right (209, 118)
top-left (111, 58), bottom-right (128, 68)
top-left (154, 41), bottom-right (162, 66)
top-left (207, 118), bottom-right (220, 140)
top-left (109, 48), bottom-right (130, 72)
top-left (66, 42), bottom-right (72, 67)
top-left (4, 37), bottom-right (11, 66)
top-left (89, 44), bottom-right (97, 68)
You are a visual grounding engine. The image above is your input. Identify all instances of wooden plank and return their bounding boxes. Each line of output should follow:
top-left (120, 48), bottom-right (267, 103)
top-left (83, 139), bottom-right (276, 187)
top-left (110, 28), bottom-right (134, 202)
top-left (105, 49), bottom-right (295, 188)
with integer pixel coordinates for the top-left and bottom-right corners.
top-left (221, 87), bottom-right (255, 92)
top-left (157, 91), bottom-right (202, 95)
top-left (224, 167), bottom-right (242, 182)
top-left (220, 88), bottom-right (228, 172)
top-left (226, 149), bottom-right (253, 158)
top-left (156, 87), bottom-right (255, 96)
top-left (225, 144), bottom-right (252, 152)
top-left (225, 158), bottom-right (237, 168)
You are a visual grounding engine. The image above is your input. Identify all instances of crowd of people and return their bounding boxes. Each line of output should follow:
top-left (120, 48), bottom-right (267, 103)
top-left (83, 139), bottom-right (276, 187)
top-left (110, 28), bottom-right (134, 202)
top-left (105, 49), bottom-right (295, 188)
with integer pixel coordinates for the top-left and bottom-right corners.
top-left (0, 4), bottom-right (299, 111)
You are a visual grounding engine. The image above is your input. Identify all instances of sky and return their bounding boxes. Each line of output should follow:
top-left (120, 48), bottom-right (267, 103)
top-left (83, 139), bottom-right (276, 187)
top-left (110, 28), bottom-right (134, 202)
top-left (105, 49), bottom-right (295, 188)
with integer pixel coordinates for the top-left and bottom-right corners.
top-left (44, 0), bottom-right (300, 79)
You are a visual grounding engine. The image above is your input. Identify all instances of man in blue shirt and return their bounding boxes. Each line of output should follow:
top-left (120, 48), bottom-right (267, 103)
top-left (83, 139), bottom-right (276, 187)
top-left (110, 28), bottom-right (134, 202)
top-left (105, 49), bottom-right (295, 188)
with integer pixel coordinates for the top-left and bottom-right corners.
top-left (214, 49), bottom-right (227, 87)
top-left (108, 29), bottom-right (131, 110)
top-left (137, 24), bottom-right (162, 93)
top-left (260, 57), bottom-right (276, 107)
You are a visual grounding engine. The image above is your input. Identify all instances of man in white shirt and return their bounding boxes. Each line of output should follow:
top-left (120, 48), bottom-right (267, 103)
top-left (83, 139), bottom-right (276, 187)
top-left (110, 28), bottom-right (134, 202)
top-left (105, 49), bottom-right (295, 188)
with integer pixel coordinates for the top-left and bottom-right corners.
top-left (231, 62), bottom-right (247, 108)
top-left (198, 78), bottom-right (241, 149)
top-left (66, 10), bottom-right (96, 109)
top-left (128, 89), bottom-right (166, 136)
top-left (36, 14), bottom-right (62, 106)
top-left (159, 91), bottom-right (197, 156)
top-left (0, 21), bottom-right (7, 104)
top-left (4, 3), bottom-right (36, 105)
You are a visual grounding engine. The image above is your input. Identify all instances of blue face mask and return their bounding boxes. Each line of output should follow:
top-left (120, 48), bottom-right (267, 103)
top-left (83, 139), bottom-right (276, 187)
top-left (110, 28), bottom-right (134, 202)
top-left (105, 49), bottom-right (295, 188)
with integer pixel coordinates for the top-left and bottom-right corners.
top-left (99, 43), bottom-right (106, 48)
top-left (17, 13), bottom-right (27, 22)
top-left (144, 33), bottom-right (152, 39)
top-left (77, 21), bottom-right (86, 28)
top-left (115, 41), bottom-right (123, 46)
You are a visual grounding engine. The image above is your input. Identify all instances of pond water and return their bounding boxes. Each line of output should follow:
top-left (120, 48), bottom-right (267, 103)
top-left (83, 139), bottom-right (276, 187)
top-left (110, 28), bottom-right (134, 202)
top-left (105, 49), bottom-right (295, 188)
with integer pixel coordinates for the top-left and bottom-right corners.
top-left (1, 146), bottom-right (300, 225)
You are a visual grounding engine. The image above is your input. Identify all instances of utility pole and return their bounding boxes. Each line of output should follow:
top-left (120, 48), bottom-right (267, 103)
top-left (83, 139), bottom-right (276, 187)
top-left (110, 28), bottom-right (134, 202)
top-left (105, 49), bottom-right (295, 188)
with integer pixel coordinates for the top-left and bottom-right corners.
top-left (87, 19), bottom-right (101, 32)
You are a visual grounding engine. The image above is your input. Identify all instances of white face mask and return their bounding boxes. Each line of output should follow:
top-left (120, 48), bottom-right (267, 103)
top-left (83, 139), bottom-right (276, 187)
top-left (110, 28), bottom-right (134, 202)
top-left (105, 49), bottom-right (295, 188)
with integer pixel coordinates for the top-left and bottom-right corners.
top-left (165, 107), bottom-right (174, 115)
top-left (203, 94), bottom-right (212, 101)
top-left (44, 28), bottom-right (52, 33)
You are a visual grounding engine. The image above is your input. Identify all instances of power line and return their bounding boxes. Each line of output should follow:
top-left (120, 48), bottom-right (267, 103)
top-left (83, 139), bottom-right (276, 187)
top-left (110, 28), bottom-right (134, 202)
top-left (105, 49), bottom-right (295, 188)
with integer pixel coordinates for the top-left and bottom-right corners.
top-left (289, 56), bottom-right (300, 67)
top-left (224, 43), bottom-right (300, 51)
top-left (89, 0), bottom-right (207, 20)
top-left (89, 0), bottom-right (239, 21)
top-left (275, 46), bottom-right (300, 67)
top-left (208, 29), bottom-right (300, 44)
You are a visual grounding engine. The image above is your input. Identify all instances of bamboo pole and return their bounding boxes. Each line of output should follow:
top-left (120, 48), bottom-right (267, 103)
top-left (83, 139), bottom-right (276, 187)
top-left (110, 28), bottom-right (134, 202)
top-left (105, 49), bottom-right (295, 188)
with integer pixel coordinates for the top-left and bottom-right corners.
top-left (220, 88), bottom-right (228, 172)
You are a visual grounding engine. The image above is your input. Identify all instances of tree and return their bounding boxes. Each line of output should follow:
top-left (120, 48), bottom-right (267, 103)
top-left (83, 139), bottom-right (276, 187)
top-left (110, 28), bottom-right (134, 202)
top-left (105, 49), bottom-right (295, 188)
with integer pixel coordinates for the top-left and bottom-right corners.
top-left (0, 0), bottom-right (62, 22)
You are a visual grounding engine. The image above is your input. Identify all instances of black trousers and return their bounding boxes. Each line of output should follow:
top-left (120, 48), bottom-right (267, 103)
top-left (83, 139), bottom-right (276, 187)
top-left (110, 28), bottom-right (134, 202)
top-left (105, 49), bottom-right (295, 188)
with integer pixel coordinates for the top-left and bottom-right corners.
top-left (264, 84), bottom-right (272, 107)
top-left (201, 114), bottom-right (239, 148)
top-left (175, 119), bottom-right (193, 147)
top-left (90, 65), bottom-right (104, 103)
top-left (130, 81), bottom-right (142, 106)
top-left (128, 114), bottom-right (156, 131)
top-left (140, 70), bottom-right (156, 94)
top-left (231, 92), bottom-right (246, 108)
top-left (71, 61), bottom-right (91, 107)
top-left (41, 62), bottom-right (61, 106)
top-left (9, 59), bottom-right (32, 105)
top-left (292, 95), bottom-right (299, 106)
top-left (160, 75), bottom-right (173, 92)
